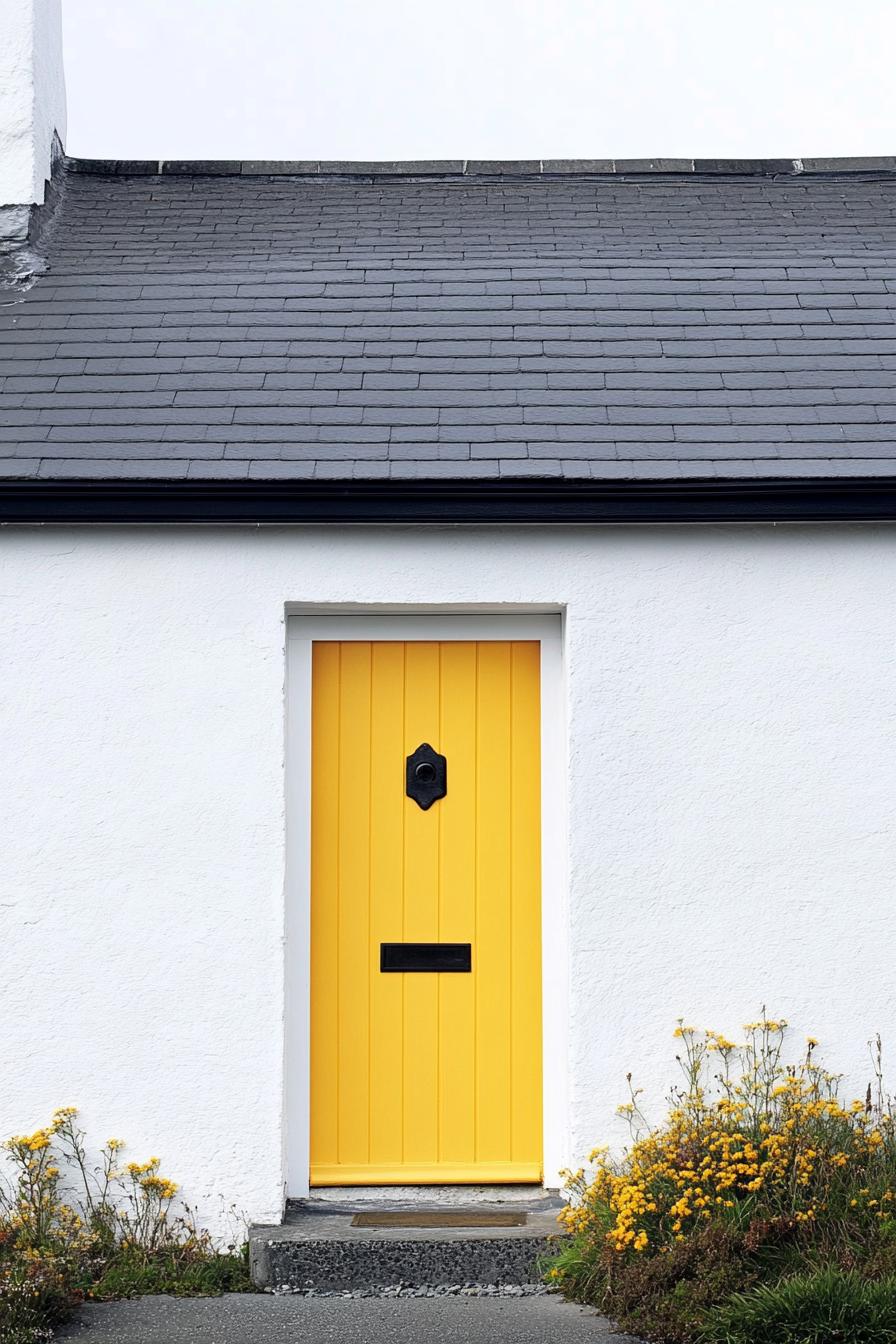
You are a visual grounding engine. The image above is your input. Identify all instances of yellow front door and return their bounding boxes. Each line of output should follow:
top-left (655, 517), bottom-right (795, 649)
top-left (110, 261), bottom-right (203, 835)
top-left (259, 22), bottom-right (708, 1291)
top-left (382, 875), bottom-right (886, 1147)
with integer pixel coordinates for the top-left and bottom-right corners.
top-left (309, 640), bottom-right (542, 1185)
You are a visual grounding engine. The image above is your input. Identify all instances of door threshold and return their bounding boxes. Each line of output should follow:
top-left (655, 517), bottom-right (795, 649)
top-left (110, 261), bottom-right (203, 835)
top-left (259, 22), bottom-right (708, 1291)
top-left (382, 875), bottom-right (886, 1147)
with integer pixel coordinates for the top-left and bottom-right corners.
top-left (289, 1184), bottom-right (562, 1217)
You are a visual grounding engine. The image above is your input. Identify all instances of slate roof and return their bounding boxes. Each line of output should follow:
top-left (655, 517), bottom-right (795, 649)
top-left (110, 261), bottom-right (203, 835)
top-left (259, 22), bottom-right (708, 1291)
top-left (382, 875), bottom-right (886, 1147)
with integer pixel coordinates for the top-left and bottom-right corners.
top-left (2, 161), bottom-right (896, 483)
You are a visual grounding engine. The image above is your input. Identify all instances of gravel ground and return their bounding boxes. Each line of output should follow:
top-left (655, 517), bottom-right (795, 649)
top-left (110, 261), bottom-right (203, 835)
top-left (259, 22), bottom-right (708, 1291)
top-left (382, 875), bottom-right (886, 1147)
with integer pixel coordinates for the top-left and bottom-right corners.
top-left (57, 1292), bottom-right (641, 1342)
top-left (271, 1280), bottom-right (549, 1296)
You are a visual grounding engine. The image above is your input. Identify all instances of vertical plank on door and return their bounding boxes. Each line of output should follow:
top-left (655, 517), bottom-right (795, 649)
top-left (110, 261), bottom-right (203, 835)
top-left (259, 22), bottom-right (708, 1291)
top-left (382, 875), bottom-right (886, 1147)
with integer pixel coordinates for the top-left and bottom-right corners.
top-left (402, 642), bottom-right (441, 1163)
top-left (336, 643), bottom-right (373, 1166)
top-left (309, 643), bottom-right (341, 1168)
top-left (474, 643), bottom-right (513, 1164)
top-left (510, 642), bottom-right (543, 1165)
top-left (437, 642), bottom-right (478, 1166)
top-left (368, 642), bottom-right (406, 1166)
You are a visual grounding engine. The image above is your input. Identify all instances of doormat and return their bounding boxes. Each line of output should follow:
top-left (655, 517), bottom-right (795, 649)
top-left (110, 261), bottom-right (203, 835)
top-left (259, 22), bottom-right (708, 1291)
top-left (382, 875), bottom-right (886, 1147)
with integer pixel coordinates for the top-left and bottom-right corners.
top-left (351, 1210), bottom-right (528, 1228)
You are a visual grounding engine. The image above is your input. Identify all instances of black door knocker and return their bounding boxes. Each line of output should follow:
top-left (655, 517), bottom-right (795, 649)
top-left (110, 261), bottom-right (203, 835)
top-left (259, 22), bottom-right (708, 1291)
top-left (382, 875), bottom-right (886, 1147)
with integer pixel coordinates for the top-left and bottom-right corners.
top-left (406, 742), bottom-right (447, 810)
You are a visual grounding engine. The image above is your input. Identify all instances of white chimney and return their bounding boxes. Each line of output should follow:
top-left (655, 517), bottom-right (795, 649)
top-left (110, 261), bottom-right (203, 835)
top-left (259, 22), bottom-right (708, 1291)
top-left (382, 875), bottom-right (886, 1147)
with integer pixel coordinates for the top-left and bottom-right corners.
top-left (0, 0), bottom-right (65, 235)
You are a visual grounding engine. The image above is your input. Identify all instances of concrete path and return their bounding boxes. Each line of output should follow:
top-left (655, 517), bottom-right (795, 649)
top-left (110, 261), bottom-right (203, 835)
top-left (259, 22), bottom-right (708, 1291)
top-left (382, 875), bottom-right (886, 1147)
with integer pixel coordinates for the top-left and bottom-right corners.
top-left (58, 1293), bottom-right (641, 1343)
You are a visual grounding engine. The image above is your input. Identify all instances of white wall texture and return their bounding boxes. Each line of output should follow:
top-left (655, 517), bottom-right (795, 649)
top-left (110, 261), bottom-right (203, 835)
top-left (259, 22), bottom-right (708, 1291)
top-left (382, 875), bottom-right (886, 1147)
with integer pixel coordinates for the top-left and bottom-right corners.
top-left (62, 0), bottom-right (896, 160)
top-left (2, 523), bottom-right (895, 1236)
top-left (0, 0), bottom-right (65, 208)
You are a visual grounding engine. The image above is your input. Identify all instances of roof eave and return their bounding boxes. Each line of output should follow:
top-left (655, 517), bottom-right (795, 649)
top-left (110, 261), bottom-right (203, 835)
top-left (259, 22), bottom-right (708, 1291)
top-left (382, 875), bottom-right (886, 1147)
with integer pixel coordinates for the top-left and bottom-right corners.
top-left (3, 477), bottom-right (896, 524)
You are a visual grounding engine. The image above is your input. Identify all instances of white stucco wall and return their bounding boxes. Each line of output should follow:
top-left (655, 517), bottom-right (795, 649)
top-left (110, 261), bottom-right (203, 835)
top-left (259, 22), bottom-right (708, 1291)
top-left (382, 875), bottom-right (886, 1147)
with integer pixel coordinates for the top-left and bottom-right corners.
top-left (2, 523), bottom-right (895, 1236)
top-left (0, 0), bottom-right (65, 208)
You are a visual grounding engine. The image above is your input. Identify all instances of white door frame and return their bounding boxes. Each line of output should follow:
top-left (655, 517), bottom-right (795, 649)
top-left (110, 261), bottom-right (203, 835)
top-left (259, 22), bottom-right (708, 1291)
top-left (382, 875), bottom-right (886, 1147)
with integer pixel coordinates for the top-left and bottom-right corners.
top-left (284, 610), bottom-right (569, 1195)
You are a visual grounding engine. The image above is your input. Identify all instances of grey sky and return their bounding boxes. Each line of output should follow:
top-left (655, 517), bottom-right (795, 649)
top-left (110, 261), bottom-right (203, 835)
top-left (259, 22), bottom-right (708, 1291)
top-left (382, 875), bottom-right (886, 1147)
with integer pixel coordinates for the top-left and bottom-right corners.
top-left (63, 0), bottom-right (895, 160)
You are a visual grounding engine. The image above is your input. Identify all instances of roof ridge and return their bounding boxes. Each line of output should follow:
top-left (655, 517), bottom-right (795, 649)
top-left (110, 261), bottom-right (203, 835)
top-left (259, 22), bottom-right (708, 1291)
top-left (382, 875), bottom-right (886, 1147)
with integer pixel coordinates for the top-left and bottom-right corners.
top-left (64, 155), bottom-right (896, 179)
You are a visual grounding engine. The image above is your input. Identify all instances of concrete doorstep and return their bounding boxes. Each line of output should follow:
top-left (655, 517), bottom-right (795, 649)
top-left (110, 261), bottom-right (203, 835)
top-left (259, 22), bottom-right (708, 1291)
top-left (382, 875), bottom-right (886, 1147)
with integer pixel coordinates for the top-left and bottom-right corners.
top-left (249, 1189), bottom-right (568, 1293)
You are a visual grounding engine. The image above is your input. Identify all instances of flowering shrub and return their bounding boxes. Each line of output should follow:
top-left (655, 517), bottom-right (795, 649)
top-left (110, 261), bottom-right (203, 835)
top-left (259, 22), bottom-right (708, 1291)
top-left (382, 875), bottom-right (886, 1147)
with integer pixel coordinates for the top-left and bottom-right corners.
top-left (0, 1109), bottom-right (250, 1343)
top-left (548, 1016), bottom-right (896, 1343)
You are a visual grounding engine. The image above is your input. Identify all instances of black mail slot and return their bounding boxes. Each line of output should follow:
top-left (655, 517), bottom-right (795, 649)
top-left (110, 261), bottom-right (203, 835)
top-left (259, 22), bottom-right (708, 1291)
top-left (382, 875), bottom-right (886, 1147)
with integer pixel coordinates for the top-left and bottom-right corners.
top-left (380, 942), bottom-right (472, 973)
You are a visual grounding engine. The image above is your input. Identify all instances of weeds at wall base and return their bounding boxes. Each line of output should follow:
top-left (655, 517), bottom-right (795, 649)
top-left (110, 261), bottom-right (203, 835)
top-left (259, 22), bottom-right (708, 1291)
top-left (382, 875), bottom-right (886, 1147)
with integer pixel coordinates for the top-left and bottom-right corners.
top-left (0, 1109), bottom-right (252, 1343)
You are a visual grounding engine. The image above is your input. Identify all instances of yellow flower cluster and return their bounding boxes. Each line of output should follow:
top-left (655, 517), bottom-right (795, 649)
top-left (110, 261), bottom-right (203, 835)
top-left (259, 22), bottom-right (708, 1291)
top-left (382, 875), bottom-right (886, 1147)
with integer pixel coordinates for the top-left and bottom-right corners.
top-left (125, 1159), bottom-right (160, 1177)
top-left (5, 1108), bottom-right (78, 1160)
top-left (140, 1176), bottom-right (179, 1200)
top-left (560, 1017), bottom-right (896, 1256)
top-left (126, 1156), bottom-right (178, 1200)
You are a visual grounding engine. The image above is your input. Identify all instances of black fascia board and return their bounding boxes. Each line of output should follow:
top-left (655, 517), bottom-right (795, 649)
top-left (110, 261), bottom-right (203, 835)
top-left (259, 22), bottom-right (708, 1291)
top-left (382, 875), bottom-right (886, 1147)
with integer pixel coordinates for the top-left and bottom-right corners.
top-left (3, 478), bottom-right (896, 524)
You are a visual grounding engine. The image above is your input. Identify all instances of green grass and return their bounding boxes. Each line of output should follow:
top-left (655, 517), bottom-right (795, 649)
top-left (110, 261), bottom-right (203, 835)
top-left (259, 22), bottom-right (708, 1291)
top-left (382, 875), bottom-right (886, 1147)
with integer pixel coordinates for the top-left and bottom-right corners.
top-left (85, 1244), bottom-right (253, 1300)
top-left (698, 1267), bottom-right (896, 1344)
top-left (0, 1244), bottom-right (254, 1344)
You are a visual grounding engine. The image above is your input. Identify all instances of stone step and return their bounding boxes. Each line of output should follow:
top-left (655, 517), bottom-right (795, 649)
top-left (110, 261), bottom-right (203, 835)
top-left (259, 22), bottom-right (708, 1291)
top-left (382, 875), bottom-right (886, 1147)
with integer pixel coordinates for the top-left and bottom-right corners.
top-left (249, 1198), bottom-right (568, 1292)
